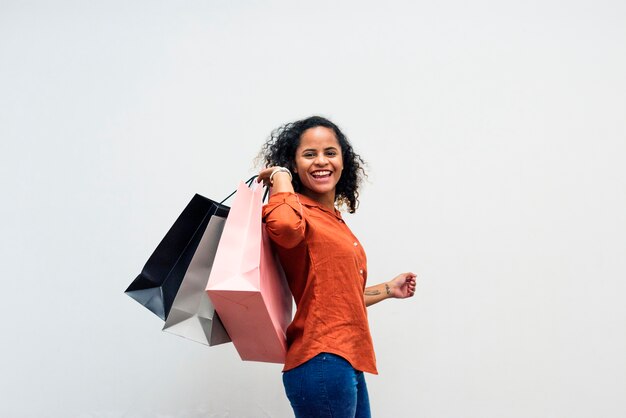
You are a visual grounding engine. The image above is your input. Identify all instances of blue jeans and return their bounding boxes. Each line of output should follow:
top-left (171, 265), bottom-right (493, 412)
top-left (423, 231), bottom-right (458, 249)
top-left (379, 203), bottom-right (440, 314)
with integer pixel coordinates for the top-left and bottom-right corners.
top-left (282, 353), bottom-right (371, 418)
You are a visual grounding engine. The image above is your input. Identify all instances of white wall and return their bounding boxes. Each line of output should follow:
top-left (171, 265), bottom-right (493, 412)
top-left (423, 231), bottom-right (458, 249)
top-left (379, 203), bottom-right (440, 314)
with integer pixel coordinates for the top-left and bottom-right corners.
top-left (1, 1), bottom-right (625, 417)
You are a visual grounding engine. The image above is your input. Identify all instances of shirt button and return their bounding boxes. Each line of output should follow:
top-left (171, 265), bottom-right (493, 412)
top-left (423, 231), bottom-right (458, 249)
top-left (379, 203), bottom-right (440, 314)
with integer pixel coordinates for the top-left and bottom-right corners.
top-left (359, 269), bottom-right (364, 274)
top-left (353, 242), bottom-right (358, 247)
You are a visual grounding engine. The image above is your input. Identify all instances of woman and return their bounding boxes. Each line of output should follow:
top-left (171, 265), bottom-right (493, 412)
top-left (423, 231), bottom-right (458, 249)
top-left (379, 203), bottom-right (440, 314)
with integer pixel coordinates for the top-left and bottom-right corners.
top-left (258, 116), bottom-right (416, 418)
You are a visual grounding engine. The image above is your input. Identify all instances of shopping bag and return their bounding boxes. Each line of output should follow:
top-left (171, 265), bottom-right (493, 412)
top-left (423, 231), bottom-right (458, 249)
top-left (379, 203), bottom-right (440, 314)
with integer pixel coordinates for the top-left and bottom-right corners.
top-left (206, 181), bottom-right (293, 363)
top-left (125, 194), bottom-right (229, 321)
top-left (162, 215), bottom-right (231, 346)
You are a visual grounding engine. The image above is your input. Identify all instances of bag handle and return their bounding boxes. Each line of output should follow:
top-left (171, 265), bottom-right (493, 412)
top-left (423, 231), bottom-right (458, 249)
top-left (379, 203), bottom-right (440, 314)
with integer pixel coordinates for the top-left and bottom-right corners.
top-left (219, 176), bottom-right (270, 205)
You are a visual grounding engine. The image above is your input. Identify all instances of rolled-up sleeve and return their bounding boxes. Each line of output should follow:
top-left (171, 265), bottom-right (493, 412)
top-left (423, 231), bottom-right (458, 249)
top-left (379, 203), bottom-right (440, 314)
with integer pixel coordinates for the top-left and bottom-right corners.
top-left (262, 192), bottom-right (306, 249)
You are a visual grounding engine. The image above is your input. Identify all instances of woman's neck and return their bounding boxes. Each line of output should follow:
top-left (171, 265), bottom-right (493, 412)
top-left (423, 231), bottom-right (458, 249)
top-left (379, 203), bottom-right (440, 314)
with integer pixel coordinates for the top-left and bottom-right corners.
top-left (300, 189), bottom-right (336, 212)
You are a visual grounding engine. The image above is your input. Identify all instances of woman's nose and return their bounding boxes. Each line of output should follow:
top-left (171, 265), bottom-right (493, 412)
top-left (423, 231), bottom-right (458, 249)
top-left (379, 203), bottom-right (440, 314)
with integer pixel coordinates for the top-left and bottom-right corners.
top-left (314, 154), bottom-right (328, 165)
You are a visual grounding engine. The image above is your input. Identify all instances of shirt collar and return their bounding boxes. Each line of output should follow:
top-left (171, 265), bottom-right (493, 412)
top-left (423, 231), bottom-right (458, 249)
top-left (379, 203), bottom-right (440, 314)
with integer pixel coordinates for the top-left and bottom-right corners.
top-left (297, 193), bottom-right (344, 220)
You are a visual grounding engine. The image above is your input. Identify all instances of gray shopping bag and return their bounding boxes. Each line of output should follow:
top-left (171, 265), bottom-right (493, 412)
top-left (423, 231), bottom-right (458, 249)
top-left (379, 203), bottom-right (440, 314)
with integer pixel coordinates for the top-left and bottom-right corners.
top-left (162, 215), bottom-right (231, 346)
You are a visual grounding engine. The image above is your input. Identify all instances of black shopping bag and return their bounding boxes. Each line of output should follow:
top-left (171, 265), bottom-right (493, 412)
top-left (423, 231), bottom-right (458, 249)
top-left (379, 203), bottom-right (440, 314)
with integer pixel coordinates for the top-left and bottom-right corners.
top-left (125, 194), bottom-right (229, 320)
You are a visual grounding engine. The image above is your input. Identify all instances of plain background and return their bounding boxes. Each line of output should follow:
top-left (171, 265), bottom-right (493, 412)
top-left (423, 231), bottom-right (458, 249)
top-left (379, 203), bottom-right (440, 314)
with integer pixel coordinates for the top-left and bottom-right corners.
top-left (1, 1), bottom-right (625, 417)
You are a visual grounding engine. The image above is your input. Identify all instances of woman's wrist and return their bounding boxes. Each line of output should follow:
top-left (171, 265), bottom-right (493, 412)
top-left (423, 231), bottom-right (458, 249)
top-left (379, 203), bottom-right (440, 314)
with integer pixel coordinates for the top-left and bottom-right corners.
top-left (269, 166), bottom-right (292, 185)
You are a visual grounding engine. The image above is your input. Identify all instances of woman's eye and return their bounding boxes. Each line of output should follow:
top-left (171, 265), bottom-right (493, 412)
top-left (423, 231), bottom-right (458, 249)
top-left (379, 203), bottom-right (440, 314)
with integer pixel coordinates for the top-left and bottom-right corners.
top-left (326, 151), bottom-right (337, 156)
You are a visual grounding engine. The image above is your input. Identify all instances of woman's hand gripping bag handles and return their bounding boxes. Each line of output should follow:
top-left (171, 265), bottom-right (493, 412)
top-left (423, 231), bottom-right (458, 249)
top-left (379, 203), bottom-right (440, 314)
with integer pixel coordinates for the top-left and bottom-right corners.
top-left (206, 179), bottom-right (293, 363)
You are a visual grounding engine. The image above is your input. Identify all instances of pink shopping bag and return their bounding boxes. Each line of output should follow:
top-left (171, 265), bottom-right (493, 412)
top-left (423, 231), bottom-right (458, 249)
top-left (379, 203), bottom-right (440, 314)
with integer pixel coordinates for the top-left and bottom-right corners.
top-left (206, 181), bottom-right (292, 363)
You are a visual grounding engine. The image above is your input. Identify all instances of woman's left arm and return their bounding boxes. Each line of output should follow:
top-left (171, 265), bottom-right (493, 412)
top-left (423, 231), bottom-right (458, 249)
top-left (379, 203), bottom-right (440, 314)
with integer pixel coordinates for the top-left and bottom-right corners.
top-left (364, 272), bottom-right (417, 307)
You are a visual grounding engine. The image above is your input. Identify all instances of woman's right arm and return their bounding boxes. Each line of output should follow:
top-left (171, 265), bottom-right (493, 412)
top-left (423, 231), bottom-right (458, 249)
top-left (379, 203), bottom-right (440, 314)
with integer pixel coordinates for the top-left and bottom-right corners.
top-left (259, 167), bottom-right (306, 248)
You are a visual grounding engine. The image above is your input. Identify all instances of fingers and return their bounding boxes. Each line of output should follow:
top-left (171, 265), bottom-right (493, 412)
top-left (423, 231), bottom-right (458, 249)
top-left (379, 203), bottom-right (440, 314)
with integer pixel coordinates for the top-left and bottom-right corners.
top-left (257, 167), bottom-right (275, 185)
top-left (406, 280), bottom-right (415, 297)
top-left (403, 273), bottom-right (416, 286)
top-left (403, 272), bottom-right (417, 297)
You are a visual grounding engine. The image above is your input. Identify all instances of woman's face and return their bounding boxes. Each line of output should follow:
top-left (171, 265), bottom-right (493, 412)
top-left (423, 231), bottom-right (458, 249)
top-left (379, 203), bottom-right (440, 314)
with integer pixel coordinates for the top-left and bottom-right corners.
top-left (293, 126), bottom-right (344, 200)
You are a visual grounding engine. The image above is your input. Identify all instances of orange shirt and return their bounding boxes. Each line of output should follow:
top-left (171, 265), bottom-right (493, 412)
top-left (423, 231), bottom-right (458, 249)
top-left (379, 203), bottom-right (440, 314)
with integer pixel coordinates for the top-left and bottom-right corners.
top-left (262, 192), bottom-right (377, 374)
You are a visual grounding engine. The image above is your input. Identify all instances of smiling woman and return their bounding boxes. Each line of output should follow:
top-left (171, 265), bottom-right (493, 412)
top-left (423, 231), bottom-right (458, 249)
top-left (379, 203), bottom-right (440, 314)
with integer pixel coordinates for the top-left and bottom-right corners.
top-left (258, 116), bottom-right (365, 213)
top-left (257, 116), bottom-right (417, 418)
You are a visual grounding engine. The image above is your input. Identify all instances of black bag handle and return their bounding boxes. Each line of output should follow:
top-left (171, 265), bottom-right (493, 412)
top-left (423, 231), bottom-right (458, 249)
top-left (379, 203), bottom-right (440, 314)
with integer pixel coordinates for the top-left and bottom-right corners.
top-left (219, 176), bottom-right (270, 205)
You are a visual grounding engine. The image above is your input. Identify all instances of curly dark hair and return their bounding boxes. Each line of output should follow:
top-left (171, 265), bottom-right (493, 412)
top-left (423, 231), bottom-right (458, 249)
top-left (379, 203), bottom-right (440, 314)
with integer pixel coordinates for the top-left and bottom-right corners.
top-left (258, 116), bottom-right (366, 213)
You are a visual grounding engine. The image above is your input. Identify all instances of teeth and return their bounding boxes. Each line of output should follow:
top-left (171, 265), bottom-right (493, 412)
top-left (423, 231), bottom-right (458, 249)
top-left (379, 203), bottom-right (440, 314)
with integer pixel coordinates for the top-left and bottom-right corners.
top-left (311, 171), bottom-right (331, 178)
